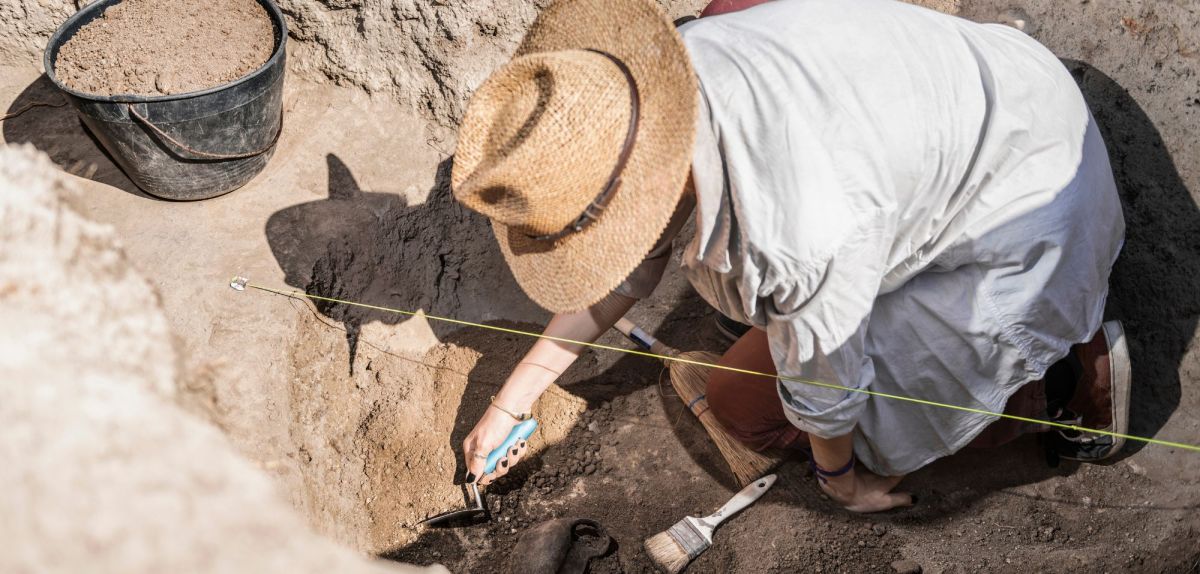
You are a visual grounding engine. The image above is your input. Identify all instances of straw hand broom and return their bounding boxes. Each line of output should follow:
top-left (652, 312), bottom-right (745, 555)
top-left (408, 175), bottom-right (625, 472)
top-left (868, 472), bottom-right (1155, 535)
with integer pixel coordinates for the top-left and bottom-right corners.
top-left (614, 318), bottom-right (782, 486)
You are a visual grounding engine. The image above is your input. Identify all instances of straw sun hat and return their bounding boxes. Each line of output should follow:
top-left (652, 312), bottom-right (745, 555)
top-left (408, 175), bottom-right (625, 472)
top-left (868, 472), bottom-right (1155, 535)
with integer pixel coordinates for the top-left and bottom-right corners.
top-left (452, 0), bottom-right (698, 312)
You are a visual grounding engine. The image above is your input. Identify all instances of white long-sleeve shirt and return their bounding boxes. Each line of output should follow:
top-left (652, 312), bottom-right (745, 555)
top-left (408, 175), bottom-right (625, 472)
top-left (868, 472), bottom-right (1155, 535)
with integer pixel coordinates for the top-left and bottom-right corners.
top-left (618, 0), bottom-right (1124, 475)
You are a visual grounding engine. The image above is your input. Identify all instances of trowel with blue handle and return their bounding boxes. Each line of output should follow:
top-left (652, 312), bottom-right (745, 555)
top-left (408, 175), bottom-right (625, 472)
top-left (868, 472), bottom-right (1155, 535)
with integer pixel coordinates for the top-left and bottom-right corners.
top-left (421, 418), bottom-right (539, 527)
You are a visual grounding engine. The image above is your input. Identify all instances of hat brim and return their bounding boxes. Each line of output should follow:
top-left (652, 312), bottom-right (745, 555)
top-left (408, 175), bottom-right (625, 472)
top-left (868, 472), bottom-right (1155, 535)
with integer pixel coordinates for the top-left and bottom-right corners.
top-left (488, 0), bottom-right (698, 313)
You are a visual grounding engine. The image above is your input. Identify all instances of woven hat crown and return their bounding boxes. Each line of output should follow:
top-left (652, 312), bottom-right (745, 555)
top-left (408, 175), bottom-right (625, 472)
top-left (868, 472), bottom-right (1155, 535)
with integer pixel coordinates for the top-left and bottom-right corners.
top-left (453, 50), bottom-right (634, 237)
top-left (448, 0), bottom-right (697, 312)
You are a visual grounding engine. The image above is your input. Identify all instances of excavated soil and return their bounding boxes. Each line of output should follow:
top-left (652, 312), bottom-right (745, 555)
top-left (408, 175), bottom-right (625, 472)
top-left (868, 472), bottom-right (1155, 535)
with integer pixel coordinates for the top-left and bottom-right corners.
top-left (0, 145), bottom-right (437, 574)
top-left (284, 308), bottom-right (590, 549)
top-left (55, 0), bottom-right (274, 96)
top-left (3, 0), bottom-right (1200, 573)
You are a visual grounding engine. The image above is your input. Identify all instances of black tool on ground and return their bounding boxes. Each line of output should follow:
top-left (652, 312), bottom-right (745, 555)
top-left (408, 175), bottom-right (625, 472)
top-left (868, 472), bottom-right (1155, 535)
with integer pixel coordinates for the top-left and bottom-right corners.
top-left (507, 518), bottom-right (613, 574)
top-left (421, 418), bottom-right (539, 528)
top-left (43, 0), bottom-right (287, 200)
top-left (421, 481), bottom-right (489, 528)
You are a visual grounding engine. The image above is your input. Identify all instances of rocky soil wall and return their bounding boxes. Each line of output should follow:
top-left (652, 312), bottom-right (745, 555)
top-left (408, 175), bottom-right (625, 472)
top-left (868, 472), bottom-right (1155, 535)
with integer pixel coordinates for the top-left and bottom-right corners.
top-left (1, 0), bottom-right (709, 126)
top-left (0, 144), bottom-right (443, 574)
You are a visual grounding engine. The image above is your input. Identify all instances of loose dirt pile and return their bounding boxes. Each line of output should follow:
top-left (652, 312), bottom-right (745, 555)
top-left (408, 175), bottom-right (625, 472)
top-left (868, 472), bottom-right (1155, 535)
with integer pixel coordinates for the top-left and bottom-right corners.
top-left (55, 0), bottom-right (274, 96)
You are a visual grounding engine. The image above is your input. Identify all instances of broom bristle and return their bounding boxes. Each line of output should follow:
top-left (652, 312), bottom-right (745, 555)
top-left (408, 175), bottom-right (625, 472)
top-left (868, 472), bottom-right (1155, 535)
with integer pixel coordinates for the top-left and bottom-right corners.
top-left (643, 528), bottom-right (692, 574)
top-left (670, 351), bottom-right (783, 486)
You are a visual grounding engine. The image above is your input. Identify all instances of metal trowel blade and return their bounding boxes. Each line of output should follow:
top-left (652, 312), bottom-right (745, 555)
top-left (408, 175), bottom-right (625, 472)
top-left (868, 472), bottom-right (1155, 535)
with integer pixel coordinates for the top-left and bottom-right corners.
top-left (420, 482), bottom-right (488, 528)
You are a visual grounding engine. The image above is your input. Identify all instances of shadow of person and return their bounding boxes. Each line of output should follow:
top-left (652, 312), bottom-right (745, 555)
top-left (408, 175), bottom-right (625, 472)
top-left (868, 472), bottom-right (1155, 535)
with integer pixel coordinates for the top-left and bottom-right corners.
top-left (265, 153), bottom-right (541, 374)
top-left (1062, 60), bottom-right (1197, 455)
top-left (2, 73), bottom-right (145, 197)
top-left (264, 154), bottom-right (411, 373)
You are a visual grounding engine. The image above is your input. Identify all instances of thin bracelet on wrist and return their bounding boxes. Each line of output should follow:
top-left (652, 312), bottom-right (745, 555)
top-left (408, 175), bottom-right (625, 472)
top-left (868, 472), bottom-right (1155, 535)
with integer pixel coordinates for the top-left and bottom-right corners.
top-left (489, 396), bottom-right (532, 422)
top-left (810, 452), bottom-right (856, 484)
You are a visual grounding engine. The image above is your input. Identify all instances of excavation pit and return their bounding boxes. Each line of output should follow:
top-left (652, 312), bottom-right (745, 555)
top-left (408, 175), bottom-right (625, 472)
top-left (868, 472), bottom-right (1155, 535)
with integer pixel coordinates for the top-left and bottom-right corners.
top-left (3, 0), bottom-right (1200, 572)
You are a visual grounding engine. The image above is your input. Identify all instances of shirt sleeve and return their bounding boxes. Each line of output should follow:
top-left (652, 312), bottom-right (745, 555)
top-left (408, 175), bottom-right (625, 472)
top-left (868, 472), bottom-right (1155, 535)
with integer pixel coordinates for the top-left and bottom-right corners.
top-left (764, 218), bottom-right (889, 439)
top-left (612, 194), bottom-right (696, 300)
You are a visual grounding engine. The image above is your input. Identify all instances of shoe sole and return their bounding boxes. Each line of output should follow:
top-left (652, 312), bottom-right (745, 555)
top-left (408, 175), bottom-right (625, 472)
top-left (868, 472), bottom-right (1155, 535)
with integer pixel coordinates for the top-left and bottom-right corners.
top-left (1100, 320), bottom-right (1132, 458)
top-left (1058, 320), bottom-right (1132, 462)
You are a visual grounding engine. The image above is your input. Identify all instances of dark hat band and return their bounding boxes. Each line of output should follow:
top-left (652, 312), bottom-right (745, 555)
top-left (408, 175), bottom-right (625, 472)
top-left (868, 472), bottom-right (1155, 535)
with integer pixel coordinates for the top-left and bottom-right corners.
top-left (525, 49), bottom-right (641, 242)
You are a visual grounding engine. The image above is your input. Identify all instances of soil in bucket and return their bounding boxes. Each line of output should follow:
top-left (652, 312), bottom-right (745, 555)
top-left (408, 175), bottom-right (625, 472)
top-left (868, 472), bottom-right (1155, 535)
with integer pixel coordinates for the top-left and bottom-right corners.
top-left (55, 0), bottom-right (273, 97)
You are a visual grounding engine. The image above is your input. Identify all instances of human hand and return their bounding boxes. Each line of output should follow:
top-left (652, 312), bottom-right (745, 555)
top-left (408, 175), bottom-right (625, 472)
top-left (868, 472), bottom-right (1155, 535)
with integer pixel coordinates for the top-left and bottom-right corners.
top-left (462, 406), bottom-right (530, 486)
top-left (818, 467), bottom-right (913, 513)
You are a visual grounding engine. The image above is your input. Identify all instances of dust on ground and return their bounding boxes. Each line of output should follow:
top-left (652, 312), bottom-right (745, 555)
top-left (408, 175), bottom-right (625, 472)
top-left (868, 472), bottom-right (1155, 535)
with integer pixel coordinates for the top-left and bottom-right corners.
top-left (55, 0), bottom-right (274, 96)
top-left (2, 0), bottom-right (1200, 573)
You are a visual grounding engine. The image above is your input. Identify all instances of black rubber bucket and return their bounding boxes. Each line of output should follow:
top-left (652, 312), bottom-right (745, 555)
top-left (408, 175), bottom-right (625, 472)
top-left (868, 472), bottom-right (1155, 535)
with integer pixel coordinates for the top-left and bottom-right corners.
top-left (43, 0), bottom-right (287, 201)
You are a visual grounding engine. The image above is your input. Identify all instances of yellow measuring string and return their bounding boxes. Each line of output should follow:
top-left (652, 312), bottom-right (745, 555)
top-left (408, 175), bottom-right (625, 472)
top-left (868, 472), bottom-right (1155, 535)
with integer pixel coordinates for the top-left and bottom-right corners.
top-left (243, 280), bottom-right (1200, 454)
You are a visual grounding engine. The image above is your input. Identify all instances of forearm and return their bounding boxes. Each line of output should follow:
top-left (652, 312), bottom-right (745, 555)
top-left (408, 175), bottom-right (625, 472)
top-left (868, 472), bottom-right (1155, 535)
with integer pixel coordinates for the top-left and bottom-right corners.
top-left (493, 292), bottom-right (637, 411)
top-left (809, 431), bottom-right (855, 472)
top-left (810, 425), bottom-right (912, 512)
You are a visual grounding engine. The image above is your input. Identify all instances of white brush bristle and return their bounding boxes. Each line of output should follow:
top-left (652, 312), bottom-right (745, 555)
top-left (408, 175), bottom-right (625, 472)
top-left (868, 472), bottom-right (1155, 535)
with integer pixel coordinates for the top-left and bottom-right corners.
top-left (644, 529), bottom-right (692, 574)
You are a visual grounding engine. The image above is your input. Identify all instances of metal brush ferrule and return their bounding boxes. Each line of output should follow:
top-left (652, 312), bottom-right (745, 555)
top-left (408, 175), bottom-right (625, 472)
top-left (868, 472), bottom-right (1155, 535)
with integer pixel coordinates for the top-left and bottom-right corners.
top-left (667, 519), bottom-right (709, 559)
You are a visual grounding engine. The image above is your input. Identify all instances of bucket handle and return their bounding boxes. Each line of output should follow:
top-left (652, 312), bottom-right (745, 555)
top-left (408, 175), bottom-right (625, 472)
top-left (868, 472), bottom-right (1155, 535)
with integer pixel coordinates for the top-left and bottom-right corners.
top-left (127, 103), bottom-right (282, 161)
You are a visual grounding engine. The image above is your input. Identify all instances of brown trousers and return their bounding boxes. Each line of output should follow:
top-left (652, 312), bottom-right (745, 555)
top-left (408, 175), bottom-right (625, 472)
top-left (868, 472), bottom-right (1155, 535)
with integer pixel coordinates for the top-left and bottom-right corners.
top-left (705, 329), bottom-right (1048, 453)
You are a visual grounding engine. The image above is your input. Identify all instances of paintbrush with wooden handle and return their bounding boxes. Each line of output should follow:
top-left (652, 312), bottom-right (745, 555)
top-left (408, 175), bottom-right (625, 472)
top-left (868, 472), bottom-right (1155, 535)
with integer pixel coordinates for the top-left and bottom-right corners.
top-left (644, 473), bottom-right (777, 573)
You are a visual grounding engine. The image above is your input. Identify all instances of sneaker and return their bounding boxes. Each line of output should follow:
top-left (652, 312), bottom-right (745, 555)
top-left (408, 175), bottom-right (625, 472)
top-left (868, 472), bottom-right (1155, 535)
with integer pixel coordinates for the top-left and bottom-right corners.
top-left (1050, 321), bottom-right (1132, 462)
top-left (714, 313), bottom-right (752, 343)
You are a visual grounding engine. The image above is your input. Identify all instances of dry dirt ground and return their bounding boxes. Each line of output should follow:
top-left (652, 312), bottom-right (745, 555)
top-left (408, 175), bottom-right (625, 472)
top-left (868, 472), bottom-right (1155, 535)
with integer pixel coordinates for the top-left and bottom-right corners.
top-left (3, 0), bottom-right (1199, 572)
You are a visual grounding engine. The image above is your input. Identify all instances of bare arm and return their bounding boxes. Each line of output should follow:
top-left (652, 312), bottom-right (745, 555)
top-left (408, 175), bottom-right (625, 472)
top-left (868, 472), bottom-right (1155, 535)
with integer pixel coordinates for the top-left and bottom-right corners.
top-left (811, 431), bottom-right (913, 513)
top-left (465, 291), bottom-right (636, 484)
top-left (491, 292), bottom-right (636, 413)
